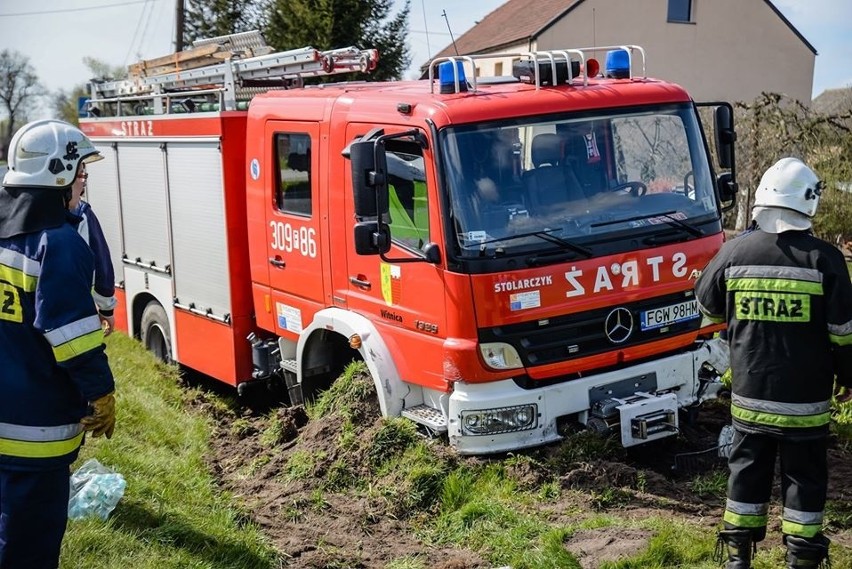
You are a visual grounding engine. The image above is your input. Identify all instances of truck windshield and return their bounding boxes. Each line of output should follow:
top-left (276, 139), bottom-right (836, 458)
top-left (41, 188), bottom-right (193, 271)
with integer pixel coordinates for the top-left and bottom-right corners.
top-left (440, 104), bottom-right (718, 259)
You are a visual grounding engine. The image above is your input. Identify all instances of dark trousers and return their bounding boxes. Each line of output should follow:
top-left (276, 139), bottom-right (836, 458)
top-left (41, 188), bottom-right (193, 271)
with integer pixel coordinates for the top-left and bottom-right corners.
top-left (726, 428), bottom-right (828, 540)
top-left (0, 467), bottom-right (70, 569)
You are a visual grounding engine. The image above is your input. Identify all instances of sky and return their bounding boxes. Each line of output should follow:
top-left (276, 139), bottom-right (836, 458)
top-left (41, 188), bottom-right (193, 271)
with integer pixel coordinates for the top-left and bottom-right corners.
top-left (0, 0), bottom-right (850, 115)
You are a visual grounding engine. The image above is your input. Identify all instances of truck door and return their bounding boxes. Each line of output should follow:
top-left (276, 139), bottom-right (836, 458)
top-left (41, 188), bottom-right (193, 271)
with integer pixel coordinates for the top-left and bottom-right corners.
top-left (336, 124), bottom-right (449, 391)
top-left (264, 122), bottom-right (325, 311)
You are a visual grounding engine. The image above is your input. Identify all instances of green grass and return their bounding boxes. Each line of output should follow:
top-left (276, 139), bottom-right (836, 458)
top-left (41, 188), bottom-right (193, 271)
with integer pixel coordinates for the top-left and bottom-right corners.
top-left (59, 337), bottom-right (852, 569)
top-left (688, 469), bottom-right (729, 498)
top-left (60, 333), bottom-right (278, 568)
top-left (424, 462), bottom-right (584, 568)
top-left (281, 449), bottom-right (320, 481)
top-left (306, 360), bottom-right (374, 421)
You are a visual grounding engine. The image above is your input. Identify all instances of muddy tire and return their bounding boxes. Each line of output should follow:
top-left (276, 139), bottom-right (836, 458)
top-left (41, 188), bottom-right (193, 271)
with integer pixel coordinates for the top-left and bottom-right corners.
top-left (141, 301), bottom-right (172, 363)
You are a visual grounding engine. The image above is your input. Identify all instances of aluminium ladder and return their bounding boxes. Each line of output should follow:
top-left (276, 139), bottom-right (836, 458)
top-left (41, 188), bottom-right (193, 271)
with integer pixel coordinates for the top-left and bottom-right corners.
top-left (88, 30), bottom-right (378, 116)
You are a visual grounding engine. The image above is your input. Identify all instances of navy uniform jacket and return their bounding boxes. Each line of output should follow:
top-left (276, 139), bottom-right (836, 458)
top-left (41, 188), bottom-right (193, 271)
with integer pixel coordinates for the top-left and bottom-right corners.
top-left (0, 218), bottom-right (115, 470)
top-left (695, 229), bottom-right (852, 438)
top-left (74, 200), bottom-right (116, 315)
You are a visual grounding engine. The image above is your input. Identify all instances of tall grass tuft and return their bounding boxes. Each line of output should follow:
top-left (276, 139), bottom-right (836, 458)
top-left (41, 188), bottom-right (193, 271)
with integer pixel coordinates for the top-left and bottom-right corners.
top-left (306, 360), bottom-right (374, 421)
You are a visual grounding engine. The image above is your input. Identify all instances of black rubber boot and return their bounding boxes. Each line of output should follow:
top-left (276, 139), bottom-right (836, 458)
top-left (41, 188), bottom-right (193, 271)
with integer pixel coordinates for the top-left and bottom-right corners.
top-left (784, 534), bottom-right (831, 568)
top-left (715, 529), bottom-right (755, 569)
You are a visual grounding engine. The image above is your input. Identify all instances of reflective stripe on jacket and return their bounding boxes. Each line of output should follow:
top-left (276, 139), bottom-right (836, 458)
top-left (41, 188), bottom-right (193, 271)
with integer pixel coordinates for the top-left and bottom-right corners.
top-left (0, 422), bottom-right (84, 459)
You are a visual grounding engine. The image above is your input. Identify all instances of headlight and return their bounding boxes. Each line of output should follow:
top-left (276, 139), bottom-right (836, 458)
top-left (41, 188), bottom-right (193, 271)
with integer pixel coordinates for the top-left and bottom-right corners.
top-left (479, 342), bottom-right (523, 370)
top-left (460, 404), bottom-right (538, 435)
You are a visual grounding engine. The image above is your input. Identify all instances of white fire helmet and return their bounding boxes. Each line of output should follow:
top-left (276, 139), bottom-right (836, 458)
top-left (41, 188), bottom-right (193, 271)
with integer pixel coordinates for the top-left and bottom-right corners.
top-left (3, 119), bottom-right (103, 189)
top-left (754, 157), bottom-right (823, 217)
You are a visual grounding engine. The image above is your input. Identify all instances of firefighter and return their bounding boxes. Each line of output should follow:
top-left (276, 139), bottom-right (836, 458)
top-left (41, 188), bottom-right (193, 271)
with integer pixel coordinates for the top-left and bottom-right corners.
top-left (696, 157), bottom-right (852, 569)
top-left (0, 119), bottom-right (116, 568)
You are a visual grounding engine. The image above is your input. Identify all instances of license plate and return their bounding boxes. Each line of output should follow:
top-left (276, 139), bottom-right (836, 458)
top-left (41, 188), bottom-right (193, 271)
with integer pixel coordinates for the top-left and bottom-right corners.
top-left (641, 300), bottom-right (699, 331)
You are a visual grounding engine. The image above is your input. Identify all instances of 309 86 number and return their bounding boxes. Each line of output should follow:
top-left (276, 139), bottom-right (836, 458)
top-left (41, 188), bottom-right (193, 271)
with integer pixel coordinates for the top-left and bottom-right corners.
top-left (270, 221), bottom-right (317, 258)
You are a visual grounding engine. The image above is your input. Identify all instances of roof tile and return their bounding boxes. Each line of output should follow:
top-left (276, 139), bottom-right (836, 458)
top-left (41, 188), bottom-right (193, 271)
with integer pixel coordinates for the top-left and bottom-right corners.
top-left (432, 0), bottom-right (580, 59)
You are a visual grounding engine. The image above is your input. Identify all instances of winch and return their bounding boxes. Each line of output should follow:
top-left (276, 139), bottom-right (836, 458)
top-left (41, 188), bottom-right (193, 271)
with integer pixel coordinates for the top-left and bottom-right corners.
top-left (589, 392), bottom-right (679, 447)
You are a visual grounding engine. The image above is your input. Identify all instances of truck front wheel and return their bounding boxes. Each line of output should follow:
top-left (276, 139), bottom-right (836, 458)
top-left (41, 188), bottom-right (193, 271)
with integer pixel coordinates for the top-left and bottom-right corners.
top-left (141, 301), bottom-right (172, 363)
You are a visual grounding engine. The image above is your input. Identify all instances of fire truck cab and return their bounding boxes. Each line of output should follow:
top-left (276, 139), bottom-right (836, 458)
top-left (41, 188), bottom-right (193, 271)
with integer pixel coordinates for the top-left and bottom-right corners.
top-left (81, 33), bottom-right (735, 454)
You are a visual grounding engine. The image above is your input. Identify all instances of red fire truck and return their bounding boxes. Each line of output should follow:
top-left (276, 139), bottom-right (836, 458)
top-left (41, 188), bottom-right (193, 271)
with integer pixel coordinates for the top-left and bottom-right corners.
top-left (81, 32), bottom-right (735, 454)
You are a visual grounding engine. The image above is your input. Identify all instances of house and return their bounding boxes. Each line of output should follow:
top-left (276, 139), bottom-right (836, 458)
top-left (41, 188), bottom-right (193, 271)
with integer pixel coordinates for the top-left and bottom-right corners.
top-left (428, 0), bottom-right (816, 104)
top-left (812, 86), bottom-right (852, 116)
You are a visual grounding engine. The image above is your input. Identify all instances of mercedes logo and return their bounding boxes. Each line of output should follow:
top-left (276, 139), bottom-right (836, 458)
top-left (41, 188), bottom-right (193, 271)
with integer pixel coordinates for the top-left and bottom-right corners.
top-left (604, 307), bottom-right (634, 344)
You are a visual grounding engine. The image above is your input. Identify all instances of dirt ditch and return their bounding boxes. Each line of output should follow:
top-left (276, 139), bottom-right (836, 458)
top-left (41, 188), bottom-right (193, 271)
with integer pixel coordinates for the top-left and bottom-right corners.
top-left (190, 371), bottom-right (852, 568)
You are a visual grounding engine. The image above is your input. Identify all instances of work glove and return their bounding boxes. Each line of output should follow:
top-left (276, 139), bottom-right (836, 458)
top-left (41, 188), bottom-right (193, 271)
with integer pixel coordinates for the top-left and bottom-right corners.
top-left (81, 392), bottom-right (116, 439)
top-left (98, 312), bottom-right (115, 337)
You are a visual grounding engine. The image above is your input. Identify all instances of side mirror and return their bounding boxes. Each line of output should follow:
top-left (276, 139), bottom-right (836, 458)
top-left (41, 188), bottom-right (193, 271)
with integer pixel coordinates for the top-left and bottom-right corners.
top-left (354, 221), bottom-right (391, 255)
top-left (716, 172), bottom-right (738, 212)
top-left (422, 242), bottom-right (442, 264)
top-left (714, 104), bottom-right (736, 169)
top-left (349, 140), bottom-right (389, 218)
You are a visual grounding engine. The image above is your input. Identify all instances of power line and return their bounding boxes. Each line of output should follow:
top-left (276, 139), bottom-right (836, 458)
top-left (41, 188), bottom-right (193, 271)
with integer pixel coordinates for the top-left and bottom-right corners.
top-left (124, 0), bottom-right (154, 65)
top-left (0, 0), bottom-right (154, 18)
top-left (409, 29), bottom-right (451, 36)
top-left (137, 0), bottom-right (159, 61)
top-left (139, 0), bottom-right (167, 58)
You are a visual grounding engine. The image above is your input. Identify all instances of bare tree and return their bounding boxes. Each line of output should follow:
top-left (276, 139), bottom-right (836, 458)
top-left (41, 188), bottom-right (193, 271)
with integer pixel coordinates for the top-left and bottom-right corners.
top-left (52, 88), bottom-right (88, 126)
top-left (731, 92), bottom-right (852, 242)
top-left (0, 50), bottom-right (42, 160)
top-left (52, 58), bottom-right (128, 125)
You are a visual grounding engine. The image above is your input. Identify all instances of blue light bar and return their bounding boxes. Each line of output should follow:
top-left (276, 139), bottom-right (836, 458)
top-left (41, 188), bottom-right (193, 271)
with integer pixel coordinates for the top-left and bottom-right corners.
top-left (605, 49), bottom-right (631, 79)
top-left (438, 60), bottom-right (468, 94)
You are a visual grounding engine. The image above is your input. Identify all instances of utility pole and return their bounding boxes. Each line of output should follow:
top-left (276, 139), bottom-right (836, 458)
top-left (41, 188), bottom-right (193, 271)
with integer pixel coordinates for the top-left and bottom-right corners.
top-left (175, 0), bottom-right (185, 52)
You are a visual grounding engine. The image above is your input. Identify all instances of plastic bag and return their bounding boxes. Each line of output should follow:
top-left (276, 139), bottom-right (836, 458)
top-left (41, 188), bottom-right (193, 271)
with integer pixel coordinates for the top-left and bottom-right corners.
top-left (68, 458), bottom-right (126, 520)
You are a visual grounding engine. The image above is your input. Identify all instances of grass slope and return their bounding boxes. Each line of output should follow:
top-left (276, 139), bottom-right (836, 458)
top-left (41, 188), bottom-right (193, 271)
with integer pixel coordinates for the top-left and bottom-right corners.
top-left (61, 333), bottom-right (279, 569)
top-left (60, 335), bottom-right (852, 569)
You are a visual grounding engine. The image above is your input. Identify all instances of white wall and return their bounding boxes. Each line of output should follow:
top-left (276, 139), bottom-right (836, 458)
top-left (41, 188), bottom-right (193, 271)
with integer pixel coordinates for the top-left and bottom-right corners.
top-left (527, 0), bottom-right (815, 103)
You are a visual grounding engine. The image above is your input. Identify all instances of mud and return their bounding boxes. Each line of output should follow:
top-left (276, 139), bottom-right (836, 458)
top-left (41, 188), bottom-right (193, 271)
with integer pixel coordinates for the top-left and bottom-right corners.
top-left (190, 374), bottom-right (852, 568)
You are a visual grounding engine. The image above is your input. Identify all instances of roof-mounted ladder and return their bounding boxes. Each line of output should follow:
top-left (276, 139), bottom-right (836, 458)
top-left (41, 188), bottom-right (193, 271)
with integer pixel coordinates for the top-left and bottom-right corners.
top-left (88, 30), bottom-right (378, 115)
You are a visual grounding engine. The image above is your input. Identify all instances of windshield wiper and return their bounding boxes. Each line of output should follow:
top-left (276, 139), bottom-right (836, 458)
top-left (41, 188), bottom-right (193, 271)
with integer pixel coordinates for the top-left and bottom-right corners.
top-left (591, 210), bottom-right (703, 236)
top-left (476, 228), bottom-right (592, 259)
top-left (528, 231), bottom-right (593, 258)
top-left (653, 212), bottom-right (704, 237)
top-left (525, 249), bottom-right (584, 267)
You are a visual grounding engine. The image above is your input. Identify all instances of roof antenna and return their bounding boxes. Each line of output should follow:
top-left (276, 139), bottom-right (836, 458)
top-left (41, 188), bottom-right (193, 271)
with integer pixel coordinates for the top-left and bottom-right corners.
top-left (441, 10), bottom-right (459, 55)
top-left (421, 0), bottom-right (432, 58)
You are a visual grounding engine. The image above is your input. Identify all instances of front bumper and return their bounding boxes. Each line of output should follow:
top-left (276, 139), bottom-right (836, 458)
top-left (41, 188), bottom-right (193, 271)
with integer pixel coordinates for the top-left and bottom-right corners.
top-left (447, 337), bottom-right (728, 454)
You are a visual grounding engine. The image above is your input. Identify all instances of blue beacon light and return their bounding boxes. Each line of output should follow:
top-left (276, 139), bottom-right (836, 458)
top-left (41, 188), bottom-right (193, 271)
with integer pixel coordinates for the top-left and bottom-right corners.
top-left (605, 49), bottom-right (631, 79)
top-left (438, 60), bottom-right (468, 94)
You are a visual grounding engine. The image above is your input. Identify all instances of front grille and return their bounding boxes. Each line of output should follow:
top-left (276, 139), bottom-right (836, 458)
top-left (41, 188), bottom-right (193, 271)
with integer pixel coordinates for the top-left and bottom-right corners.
top-left (479, 290), bottom-right (700, 367)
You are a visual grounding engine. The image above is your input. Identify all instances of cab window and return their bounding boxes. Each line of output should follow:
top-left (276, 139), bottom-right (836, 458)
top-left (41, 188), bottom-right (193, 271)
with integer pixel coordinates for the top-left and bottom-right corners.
top-left (386, 141), bottom-right (429, 251)
top-left (275, 133), bottom-right (311, 216)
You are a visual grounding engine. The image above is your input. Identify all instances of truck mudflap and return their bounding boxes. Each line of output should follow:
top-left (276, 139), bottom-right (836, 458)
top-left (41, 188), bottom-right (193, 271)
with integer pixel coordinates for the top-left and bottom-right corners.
top-left (447, 337), bottom-right (729, 454)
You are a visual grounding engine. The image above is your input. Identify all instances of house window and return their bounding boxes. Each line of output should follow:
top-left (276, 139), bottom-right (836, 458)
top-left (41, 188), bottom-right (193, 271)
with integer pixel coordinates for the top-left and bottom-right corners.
top-left (494, 62), bottom-right (503, 76)
top-left (667, 0), bottom-right (692, 23)
top-left (275, 133), bottom-right (312, 216)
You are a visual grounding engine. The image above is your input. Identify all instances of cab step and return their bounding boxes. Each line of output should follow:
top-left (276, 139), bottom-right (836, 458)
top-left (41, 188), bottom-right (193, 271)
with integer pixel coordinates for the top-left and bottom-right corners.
top-left (279, 359), bottom-right (302, 405)
top-left (401, 404), bottom-right (448, 432)
top-left (280, 358), bottom-right (298, 374)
